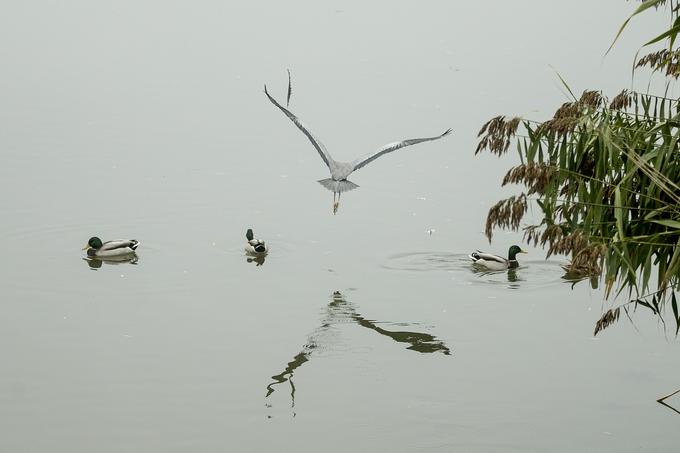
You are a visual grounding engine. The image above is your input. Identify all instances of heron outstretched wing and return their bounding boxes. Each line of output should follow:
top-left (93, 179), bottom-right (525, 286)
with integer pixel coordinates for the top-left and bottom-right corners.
top-left (264, 85), bottom-right (333, 168)
top-left (351, 128), bottom-right (452, 171)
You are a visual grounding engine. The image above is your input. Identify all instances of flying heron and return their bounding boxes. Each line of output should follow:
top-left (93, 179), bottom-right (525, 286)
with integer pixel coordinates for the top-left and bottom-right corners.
top-left (264, 85), bottom-right (452, 213)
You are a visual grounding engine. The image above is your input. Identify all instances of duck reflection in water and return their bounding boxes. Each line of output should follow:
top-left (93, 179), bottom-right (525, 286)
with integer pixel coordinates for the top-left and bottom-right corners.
top-left (83, 255), bottom-right (138, 269)
top-left (246, 255), bottom-right (266, 266)
top-left (266, 291), bottom-right (450, 406)
top-left (470, 265), bottom-right (522, 286)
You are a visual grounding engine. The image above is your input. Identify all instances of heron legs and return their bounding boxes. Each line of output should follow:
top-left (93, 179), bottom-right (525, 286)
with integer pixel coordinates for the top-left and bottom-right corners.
top-left (333, 191), bottom-right (341, 215)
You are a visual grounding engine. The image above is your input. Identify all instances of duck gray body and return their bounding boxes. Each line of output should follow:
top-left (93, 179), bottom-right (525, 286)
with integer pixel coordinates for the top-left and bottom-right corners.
top-left (245, 228), bottom-right (268, 255)
top-left (84, 237), bottom-right (139, 258)
top-left (469, 245), bottom-right (527, 271)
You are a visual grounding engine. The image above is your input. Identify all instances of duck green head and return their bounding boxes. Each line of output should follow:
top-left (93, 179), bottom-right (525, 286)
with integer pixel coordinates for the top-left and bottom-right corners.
top-left (246, 229), bottom-right (254, 241)
top-left (83, 236), bottom-right (103, 250)
top-left (508, 245), bottom-right (527, 261)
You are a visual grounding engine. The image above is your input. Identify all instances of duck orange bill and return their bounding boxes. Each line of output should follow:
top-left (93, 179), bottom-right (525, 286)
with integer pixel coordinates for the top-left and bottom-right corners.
top-left (82, 244), bottom-right (90, 250)
top-left (520, 249), bottom-right (528, 253)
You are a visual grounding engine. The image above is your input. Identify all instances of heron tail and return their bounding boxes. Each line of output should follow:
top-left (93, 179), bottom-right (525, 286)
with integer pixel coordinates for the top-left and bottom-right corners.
top-left (318, 179), bottom-right (359, 193)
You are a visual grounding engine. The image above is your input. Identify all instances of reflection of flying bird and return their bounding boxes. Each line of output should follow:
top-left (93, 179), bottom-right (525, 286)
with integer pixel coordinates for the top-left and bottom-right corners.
top-left (264, 85), bottom-right (452, 213)
top-left (266, 291), bottom-right (450, 407)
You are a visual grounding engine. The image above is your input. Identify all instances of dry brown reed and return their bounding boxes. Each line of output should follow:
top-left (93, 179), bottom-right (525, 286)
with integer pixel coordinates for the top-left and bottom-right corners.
top-left (637, 49), bottom-right (680, 78)
top-left (475, 0), bottom-right (680, 335)
top-left (485, 194), bottom-right (527, 241)
top-left (476, 116), bottom-right (520, 155)
top-left (593, 307), bottom-right (621, 336)
top-left (610, 89), bottom-right (633, 110)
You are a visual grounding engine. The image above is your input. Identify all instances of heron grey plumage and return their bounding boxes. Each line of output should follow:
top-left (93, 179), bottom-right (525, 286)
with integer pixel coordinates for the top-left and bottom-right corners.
top-left (264, 85), bottom-right (452, 204)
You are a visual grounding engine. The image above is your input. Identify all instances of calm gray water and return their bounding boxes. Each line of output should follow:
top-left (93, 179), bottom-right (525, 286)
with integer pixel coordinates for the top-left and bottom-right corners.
top-left (1, 1), bottom-right (678, 451)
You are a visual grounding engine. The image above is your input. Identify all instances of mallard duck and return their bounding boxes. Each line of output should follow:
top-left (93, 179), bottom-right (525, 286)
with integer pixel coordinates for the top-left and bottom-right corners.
top-left (469, 245), bottom-right (527, 271)
top-left (83, 237), bottom-right (139, 258)
top-left (245, 229), bottom-right (268, 255)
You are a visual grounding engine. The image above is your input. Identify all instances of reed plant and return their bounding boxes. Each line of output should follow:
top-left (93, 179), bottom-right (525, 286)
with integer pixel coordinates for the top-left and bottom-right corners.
top-left (476, 0), bottom-right (680, 335)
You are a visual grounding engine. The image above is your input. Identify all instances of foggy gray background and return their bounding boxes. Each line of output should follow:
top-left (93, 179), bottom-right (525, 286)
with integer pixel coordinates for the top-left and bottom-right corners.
top-left (1, 1), bottom-right (678, 452)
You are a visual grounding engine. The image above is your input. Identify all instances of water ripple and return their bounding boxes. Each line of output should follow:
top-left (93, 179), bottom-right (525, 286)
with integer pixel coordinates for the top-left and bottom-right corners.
top-left (382, 252), bottom-right (569, 290)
